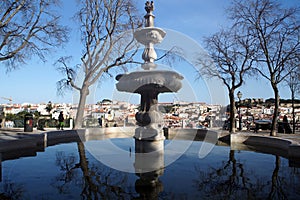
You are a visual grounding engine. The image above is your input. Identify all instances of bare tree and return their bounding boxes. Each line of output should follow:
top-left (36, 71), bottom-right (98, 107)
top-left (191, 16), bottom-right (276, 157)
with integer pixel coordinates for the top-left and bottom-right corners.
top-left (285, 69), bottom-right (300, 134)
top-left (229, 0), bottom-right (300, 136)
top-left (199, 26), bottom-right (255, 133)
top-left (53, 142), bottom-right (135, 198)
top-left (0, 0), bottom-right (68, 70)
top-left (56, 0), bottom-right (141, 128)
top-left (194, 150), bottom-right (264, 199)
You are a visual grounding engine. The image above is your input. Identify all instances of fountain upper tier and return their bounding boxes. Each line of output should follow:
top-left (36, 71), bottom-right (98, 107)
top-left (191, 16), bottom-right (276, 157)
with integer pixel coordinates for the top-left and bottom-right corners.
top-left (116, 0), bottom-right (183, 95)
top-left (115, 1), bottom-right (184, 131)
top-left (134, 27), bottom-right (166, 46)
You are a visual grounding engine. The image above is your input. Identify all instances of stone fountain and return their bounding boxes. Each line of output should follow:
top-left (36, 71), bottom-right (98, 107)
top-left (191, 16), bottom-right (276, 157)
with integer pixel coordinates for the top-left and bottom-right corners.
top-left (116, 1), bottom-right (183, 152)
top-left (116, 2), bottom-right (183, 197)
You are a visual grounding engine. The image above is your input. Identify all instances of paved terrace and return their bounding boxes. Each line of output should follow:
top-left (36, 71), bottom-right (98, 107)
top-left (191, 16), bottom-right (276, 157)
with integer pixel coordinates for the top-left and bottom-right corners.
top-left (0, 127), bottom-right (300, 162)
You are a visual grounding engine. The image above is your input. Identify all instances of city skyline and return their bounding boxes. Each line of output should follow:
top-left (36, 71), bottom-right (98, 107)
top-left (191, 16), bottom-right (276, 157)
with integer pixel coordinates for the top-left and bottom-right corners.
top-left (0, 0), bottom-right (298, 105)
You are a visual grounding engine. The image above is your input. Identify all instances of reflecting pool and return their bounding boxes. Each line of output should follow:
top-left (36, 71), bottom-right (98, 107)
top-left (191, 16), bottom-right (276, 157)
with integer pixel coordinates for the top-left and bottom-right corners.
top-left (0, 137), bottom-right (299, 199)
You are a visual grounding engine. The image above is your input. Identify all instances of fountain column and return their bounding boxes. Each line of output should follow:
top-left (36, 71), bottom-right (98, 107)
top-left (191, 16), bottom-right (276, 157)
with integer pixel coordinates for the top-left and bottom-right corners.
top-left (116, 0), bottom-right (183, 147)
top-left (133, 1), bottom-right (166, 153)
top-left (115, 0), bottom-right (183, 197)
top-left (116, 1), bottom-right (183, 148)
top-left (116, 0), bottom-right (182, 149)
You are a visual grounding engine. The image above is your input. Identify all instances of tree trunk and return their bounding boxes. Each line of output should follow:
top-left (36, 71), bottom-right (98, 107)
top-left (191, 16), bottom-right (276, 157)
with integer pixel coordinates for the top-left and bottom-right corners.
top-left (229, 91), bottom-right (236, 133)
top-left (229, 150), bottom-right (236, 178)
top-left (270, 85), bottom-right (279, 136)
top-left (268, 156), bottom-right (280, 199)
top-left (74, 86), bottom-right (89, 129)
top-left (77, 141), bottom-right (98, 197)
top-left (292, 90), bottom-right (295, 134)
top-left (77, 142), bottom-right (89, 177)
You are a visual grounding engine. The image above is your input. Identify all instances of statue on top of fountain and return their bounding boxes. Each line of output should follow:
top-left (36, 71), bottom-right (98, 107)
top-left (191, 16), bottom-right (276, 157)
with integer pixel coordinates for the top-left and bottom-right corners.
top-left (144, 1), bottom-right (155, 28)
top-left (145, 1), bottom-right (154, 13)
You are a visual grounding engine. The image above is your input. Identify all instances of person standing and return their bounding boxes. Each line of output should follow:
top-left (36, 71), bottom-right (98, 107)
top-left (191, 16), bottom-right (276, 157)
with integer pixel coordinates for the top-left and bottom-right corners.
top-left (98, 117), bottom-right (103, 127)
top-left (58, 111), bottom-right (64, 130)
top-left (283, 115), bottom-right (292, 134)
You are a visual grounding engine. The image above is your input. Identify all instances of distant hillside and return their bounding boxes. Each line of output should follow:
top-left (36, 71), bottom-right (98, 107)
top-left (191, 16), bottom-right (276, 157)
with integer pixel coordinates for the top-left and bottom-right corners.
top-left (265, 98), bottom-right (300, 104)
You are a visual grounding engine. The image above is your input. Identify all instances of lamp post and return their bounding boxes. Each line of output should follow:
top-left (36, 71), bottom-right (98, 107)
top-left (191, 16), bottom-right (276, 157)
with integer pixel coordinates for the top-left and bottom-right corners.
top-left (237, 91), bottom-right (242, 131)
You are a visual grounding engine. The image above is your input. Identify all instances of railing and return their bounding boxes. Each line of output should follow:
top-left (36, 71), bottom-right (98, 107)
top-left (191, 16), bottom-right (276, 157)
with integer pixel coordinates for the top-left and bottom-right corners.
top-left (12, 118), bottom-right (72, 129)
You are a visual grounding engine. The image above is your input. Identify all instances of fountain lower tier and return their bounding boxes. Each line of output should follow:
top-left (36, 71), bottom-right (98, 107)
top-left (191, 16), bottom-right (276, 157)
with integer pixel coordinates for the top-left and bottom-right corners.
top-left (116, 70), bottom-right (183, 141)
top-left (116, 70), bottom-right (183, 94)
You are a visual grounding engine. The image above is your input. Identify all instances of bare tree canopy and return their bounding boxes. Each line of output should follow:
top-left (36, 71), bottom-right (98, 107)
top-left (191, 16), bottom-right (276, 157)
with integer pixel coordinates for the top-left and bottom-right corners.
top-left (228, 0), bottom-right (300, 136)
top-left (285, 63), bottom-right (300, 134)
top-left (56, 0), bottom-right (141, 128)
top-left (0, 0), bottom-right (68, 69)
top-left (202, 28), bottom-right (255, 91)
top-left (199, 26), bottom-right (256, 132)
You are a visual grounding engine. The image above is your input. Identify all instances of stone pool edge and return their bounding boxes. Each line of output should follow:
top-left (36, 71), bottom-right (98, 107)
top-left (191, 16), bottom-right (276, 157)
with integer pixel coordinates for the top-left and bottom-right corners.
top-left (231, 132), bottom-right (300, 159)
top-left (0, 128), bottom-right (300, 161)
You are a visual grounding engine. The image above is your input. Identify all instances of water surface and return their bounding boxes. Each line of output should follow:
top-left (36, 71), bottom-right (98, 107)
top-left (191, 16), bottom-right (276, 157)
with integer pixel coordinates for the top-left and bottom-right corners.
top-left (0, 138), bottom-right (299, 199)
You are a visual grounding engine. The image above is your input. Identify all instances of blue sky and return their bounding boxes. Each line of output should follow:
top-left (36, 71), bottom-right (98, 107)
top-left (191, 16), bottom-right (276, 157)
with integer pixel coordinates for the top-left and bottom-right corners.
top-left (0, 0), bottom-right (298, 105)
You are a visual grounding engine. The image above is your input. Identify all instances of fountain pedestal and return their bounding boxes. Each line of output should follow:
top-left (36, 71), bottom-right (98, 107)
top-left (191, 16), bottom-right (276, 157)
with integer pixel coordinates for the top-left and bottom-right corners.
top-left (135, 136), bottom-right (164, 152)
top-left (116, 1), bottom-right (183, 145)
top-left (134, 147), bottom-right (164, 199)
top-left (114, 0), bottom-right (182, 197)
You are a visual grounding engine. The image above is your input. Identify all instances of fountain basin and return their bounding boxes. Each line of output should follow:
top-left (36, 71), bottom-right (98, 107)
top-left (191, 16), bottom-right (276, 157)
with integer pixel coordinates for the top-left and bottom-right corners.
top-left (0, 129), bottom-right (299, 199)
top-left (231, 132), bottom-right (300, 160)
top-left (1, 129), bottom-right (300, 161)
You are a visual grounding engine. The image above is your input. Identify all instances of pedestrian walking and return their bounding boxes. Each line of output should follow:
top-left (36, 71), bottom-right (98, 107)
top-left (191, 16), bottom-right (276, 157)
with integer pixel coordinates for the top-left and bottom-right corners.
top-left (58, 111), bottom-right (64, 130)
